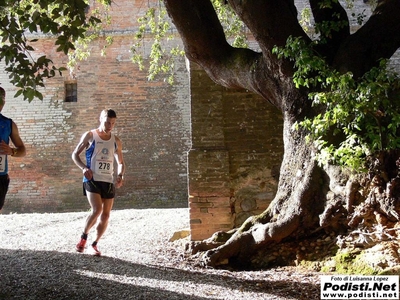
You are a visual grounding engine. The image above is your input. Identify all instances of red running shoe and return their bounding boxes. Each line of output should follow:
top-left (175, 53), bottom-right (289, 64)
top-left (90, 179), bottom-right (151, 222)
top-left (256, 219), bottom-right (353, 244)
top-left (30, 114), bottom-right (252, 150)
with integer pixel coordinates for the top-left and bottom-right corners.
top-left (76, 238), bottom-right (87, 253)
top-left (89, 244), bottom-right (101, 256)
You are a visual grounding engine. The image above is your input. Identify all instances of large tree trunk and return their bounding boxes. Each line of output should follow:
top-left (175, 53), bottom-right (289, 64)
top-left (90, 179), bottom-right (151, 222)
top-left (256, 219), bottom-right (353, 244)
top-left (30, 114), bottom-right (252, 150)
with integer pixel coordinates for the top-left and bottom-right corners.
top-left (193, 112), bottom-right (348, 268)
top-left (163, 0), bottom-right (400, 269)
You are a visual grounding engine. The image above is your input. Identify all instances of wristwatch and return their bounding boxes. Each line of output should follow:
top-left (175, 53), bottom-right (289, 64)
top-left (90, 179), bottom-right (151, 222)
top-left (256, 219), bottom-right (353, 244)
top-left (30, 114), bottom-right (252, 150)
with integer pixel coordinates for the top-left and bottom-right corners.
top-left (11, 148), bottom-right (17, 156)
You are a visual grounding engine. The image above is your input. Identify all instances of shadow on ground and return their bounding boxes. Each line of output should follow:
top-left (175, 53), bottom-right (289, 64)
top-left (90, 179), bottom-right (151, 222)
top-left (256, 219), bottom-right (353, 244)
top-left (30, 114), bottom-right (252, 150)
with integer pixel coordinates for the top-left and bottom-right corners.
top-left (0, 248), bottom-right (319, 299)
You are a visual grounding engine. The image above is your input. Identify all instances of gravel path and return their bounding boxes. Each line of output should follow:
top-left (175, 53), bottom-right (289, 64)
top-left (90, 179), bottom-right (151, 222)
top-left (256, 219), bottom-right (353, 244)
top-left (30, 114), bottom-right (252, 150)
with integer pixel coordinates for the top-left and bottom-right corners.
top-left (0, 208), bottom-right (320, 299)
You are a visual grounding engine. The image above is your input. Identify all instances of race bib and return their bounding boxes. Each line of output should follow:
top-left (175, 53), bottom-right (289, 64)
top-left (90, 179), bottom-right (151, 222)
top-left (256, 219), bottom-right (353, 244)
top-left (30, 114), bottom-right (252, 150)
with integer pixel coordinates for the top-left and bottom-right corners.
top-left (0, 155), bottom-right (5, 172)
top-left (94, 148), bottom-right (113, 175)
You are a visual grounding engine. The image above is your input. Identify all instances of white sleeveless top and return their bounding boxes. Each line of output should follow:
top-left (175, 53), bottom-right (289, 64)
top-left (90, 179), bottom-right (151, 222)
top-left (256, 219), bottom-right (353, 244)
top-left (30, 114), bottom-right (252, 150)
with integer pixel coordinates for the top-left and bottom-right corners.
top-left (84, 130), bottom-right (117, 184)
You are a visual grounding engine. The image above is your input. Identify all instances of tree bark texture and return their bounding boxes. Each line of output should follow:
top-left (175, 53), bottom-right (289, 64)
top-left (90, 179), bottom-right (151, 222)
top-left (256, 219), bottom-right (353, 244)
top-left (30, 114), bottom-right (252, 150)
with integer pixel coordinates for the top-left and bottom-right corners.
top-left (164, 0), bottom-right (400, 268)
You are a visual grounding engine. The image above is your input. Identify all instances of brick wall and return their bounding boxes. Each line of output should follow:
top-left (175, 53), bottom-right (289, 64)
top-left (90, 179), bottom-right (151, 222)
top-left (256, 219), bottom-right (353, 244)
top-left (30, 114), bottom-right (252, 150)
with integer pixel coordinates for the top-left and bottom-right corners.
top-left (188, 63), bottom-right (284, 240)
top-left (1, 33), bottom-right (191, 213)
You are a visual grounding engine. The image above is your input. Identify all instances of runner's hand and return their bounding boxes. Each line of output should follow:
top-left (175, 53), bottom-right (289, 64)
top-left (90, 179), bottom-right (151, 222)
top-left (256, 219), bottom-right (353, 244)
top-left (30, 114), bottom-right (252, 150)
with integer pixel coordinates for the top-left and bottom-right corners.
top-left (82, 168), bottom-right (93, 180)
top-left (115, 175), bottom-right (124, 188)
top-left (0, 141), bottom-right (12, 155)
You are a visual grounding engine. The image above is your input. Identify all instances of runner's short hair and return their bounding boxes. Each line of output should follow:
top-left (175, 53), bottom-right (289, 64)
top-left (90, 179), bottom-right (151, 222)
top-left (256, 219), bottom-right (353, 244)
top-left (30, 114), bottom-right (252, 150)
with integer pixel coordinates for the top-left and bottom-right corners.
top-left (100, 109), bottom-right (117, 120)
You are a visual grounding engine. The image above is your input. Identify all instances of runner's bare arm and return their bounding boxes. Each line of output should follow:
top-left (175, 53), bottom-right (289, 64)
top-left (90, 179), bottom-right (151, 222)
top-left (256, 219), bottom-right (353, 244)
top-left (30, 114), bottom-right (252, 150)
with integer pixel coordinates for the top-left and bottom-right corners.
top-left (9, 121), bottom-right (26, 157)
top-left (115, 136), bottom-right (125, 188)
top-left (72, 131), bottom-right (93, 179)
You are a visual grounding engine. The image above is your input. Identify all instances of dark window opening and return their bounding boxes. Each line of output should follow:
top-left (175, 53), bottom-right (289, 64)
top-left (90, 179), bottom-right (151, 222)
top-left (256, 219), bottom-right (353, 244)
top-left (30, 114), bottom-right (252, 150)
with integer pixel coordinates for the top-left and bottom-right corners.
top-left (65, 81), bottom-right (77, 102)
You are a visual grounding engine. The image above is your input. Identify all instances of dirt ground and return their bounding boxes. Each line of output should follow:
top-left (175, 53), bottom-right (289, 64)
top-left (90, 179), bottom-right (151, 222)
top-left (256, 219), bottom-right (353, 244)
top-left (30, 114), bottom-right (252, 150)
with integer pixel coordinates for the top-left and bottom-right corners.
top-left (0, 208), bottom-right (320, 299)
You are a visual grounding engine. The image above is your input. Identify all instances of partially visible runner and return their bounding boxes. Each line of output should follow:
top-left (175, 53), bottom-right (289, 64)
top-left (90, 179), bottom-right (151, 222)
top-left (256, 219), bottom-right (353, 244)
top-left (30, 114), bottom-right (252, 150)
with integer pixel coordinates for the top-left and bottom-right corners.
top-left (0, 87), bottom-right (26, 212)
top-left (72, 109), bottom-right (125, 256)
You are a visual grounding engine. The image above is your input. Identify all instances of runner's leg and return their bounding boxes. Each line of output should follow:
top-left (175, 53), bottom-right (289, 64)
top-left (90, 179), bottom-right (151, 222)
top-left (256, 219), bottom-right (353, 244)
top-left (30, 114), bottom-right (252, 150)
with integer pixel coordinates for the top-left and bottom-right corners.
top-left (83, 191), bottom-right (103, 234)
top-left (93, 197), bottom-right (114, 243)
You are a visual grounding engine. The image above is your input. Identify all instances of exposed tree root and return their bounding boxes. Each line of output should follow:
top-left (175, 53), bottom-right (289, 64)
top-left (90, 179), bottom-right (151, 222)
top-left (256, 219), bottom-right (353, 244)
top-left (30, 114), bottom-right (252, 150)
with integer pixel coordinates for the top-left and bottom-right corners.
top-left (190, 150), bottom-right (400, 271)
top-left (200, 216), bottom-right (301, 268)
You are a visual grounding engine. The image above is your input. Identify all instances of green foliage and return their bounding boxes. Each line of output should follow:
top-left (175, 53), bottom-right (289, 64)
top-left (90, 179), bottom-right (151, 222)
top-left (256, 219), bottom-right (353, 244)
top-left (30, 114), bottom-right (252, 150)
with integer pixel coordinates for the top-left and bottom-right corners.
top-left (131, 0), bottom-right (246, 85)
top-left (299, 8), bottom-right (312, 33)
top-left (68, 3), bottom-right (112, 74)
top-left (211, 0), bottom-right (248, 48)
top-left (0, 0), bottom-right (110, 101)
top-left (131, 4), bottom-right (184, 85)
top-left (273, 37), bottom-right (400, 172)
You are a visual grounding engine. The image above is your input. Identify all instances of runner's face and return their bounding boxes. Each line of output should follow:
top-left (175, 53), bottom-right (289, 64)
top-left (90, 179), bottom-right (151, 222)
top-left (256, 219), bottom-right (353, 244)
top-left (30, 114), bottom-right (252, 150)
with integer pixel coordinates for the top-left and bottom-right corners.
top-left (100, 117), bottom-right (116, 133)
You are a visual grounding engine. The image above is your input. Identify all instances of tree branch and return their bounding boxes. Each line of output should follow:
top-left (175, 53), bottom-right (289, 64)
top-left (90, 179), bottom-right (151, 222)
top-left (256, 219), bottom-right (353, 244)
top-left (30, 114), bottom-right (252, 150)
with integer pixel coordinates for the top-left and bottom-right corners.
top-left (164, 0), bottom-right (306, 111)
top-left (163, 0), bottom-right (230, 61)
top-left (229, 0), bottom-right (309, 51)
top-left (333, 0), bottom-right (400, 77)
top-left (163, 0), bottom-right (256, 88)
top-left (309, 0), bottom-right (350, 63)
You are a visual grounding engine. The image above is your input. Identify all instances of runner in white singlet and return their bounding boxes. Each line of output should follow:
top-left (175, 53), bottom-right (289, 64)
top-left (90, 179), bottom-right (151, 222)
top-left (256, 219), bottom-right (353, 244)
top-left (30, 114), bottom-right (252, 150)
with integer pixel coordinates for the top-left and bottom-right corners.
top-left (72, 109), bottom-right (125, 256)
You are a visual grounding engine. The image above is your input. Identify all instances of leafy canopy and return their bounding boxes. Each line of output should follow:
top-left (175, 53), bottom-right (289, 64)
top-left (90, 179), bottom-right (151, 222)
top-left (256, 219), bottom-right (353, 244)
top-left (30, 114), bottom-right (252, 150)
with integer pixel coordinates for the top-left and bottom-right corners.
top-left (0, 0), bottom-right (243, 98)
top-left (0, 0), bottom-right (110, 101)
top-left (273, 36), bottom-right (400, 173)
top-left (130, 0), bottom-right (247, 84)
top-left (131, 6), bottom-right (184, 85)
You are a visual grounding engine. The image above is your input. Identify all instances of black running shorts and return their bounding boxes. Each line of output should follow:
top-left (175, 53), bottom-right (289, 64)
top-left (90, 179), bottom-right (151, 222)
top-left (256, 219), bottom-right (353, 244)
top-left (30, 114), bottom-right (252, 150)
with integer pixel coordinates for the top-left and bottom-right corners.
top-left (83, 180), bottom-right (115, 199)
top-left (0, 174), bottom-right (10, 210)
